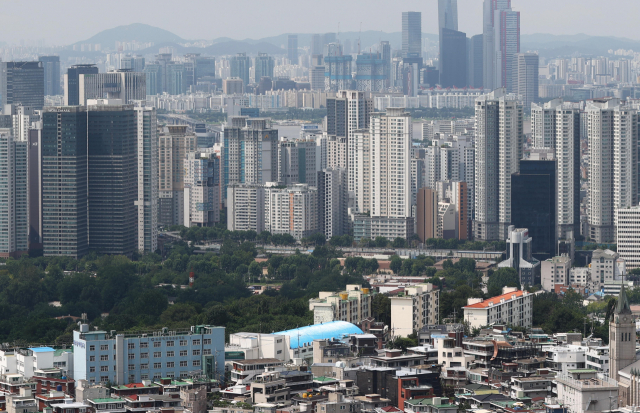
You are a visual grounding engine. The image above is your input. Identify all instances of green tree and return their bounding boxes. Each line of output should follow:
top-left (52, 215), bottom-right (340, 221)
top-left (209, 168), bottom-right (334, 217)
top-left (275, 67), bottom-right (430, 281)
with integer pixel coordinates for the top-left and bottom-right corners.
top-left (390, 256), bottom-right (402, 274)
top-left (487, 267), bottom-right (520, 297)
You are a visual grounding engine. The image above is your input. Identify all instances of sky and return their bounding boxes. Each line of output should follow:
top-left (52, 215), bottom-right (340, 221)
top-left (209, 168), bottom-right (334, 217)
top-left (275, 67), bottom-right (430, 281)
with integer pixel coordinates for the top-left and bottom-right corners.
top-left (1, 0), bottom-right (638, 46)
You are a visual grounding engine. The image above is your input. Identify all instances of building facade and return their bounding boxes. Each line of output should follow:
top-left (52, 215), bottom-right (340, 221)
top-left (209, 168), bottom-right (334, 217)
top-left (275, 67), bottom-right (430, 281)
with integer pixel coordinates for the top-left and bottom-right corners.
top-left (390, 284), bottom-right (439, 337)
top-left (264, 184), bottom-right (318, 240)
top-left (1, 62), bottom-right (44, 110)
top-left (0, 130), bottom-right (28, 258)
top-left (463, 289), bottom-right (533, 330)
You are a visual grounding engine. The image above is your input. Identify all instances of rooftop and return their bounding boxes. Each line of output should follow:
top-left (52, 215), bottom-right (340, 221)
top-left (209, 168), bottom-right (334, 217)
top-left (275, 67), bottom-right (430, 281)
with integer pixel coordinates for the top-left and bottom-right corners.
top-left (463, 291), bottom-right (526, 309)
top-left (30, 347), bottom-right (55, 353)
top-left (273, 321), bottom-right (363, 349)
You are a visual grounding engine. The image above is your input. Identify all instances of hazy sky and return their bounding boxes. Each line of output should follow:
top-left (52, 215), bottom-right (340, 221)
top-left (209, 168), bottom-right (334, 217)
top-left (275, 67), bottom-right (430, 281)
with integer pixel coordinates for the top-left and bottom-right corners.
top-left (2, 0), bottom-right (638, 45)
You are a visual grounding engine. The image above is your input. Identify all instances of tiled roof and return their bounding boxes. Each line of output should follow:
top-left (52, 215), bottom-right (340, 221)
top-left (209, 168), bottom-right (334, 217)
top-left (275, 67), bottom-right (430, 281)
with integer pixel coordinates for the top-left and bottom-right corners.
top-left (463, 290), bottom-right (526, 309)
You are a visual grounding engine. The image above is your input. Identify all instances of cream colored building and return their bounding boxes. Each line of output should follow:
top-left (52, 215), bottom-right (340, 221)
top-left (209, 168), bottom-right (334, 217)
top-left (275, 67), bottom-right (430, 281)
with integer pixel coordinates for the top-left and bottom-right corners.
top-left (309, 285), bottom-right (374, 325)
top-left (541, 255), bottom-right (571, 291)
top-left (390, 283), bottom-right (439, 338)
top-left (462, 288), bottom-right (533, 330)
top-left (555, 370), bottom-right (618, 413)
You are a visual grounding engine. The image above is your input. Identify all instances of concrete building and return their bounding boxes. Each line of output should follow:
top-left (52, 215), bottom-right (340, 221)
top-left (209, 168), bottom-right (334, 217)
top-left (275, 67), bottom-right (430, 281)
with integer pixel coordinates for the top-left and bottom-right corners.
top-left (223, 78), bottom-right (244, 95)
top-left (474, 89), bottom-right (523, 240)
top-left (591, 249), bottom-right (622, 287)
top-left (227, 184), bottom-right (265, 233)
top-left (133, 104), bottom-right (158, 253)
top-left (482, 0), bottom-right (511, 90)
top-left (183, 152), bottom-right (220, 227)
top-left (355, 53), bottom-right (387, 92)
top-left (254, 53), bottom-right (275, 84)
top-left (288, 35), bottom-right (298, 64)
top-left (0, 130), bottom-right (28, 258)
top-left (586, 98), bottom-right (638, 243)
top-left (353, 216), bottom-right (415, 242)
top-left (513, 53), bottom-right (539, 109)
top-left (309, 285), bottom-right (375, 325)
top-left (264, 183), bottom-right (318, 240)
top-left (498, 226), bottom-right (541, 286)
top-left (0, 62), bottom-right (44, 110)
top-left (277, 140), bottom-right (317, 187)
top-left (493, 6), bottom-right (520, 92)
top-left (463, 288), bottom-right (533, 330)
top-left (158, 125), bottom-right (197, 228)
top-left (416, 188), bottom-right (438, 242)
top-left (556, 369), bottom-right (618, 412)
top-left (230, 53), bottom-right (251, 86)
top-left (390, 284), bottom-right (439, 337)
top-left (78, 71), bottom-right (146, 105)
top-left (370, 108), bottom-right (412, 220)
top-left (617, 206), bottom-right (640, 269)
top-left (541, 256), bottom-right (571, 292)
top-left (72, 324), bottom-right (225, 385)
top-left (317, 168), bottom-right (348, 239)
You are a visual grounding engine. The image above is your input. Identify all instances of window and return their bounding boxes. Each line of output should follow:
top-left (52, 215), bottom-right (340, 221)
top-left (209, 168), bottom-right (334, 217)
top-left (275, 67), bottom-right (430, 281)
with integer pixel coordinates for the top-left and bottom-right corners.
top-left (193, 339), bottom-right (201, 346)
top-left (154, 341), bottom-right (161, 348)
top-left (167, 351), bottom-right (174, 357)
top-left (100, 355), bottom-right (109, 361)
top-left (141, 364), bottom-right (149, 370)
top-left (166, 341), bottom-right (174, 347)
top-left (128, 343), bottom-right (135, 350)
top-left (193, 360), bottom-right (201, 367)
top-left (167, 362), bottom-right (175, 368)
top-left (154, 363), bottom-right (162, 369)
top-left (180, 372), bottom-right (189, 378)
top-left (89, 345), bottom-right (95, 351)
top-left (180, 361), bottom-right (188, 367)
top-left (203, 339), bottom-right (212, 345)
top-left (90, 367), bottom-right (96, 373)
top-left (100, 376), bottom-right (109, 382)
top-left (193, 350), bottom-right (201, 356)
top-left (203, 349), bottom-right (211, 355)
top-left (140, 342), bottom-right (148, 348)
top-left (166, 372), bottom-right (175, 378)
top-left (154, 352), bottom-right (161, 358)
top-left (128, 354), bottom-right (135, 360)
top-left (153, 373), bottom-right (161, 379)
top-left (100, 345), bottom-right (109, 351)
top-left (141, 353), bottom-right (148, 359)
top-left (90, 356), bottom-right (96, 362)
top-left (128, 364), bottom-right (135, 370)
top-left (100, 366), bottom-right (109, 372)
top-left (141, 374), bottom-right (149, 380)
top-left (180, 350), bottom-right (188, 357)
top-left (180, 340), bottom-right (187, 346)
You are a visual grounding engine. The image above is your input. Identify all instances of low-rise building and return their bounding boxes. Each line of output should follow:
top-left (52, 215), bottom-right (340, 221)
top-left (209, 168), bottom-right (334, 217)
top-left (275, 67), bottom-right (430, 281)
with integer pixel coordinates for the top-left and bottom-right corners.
top-left (462, 288), bottom-right (533, 330)
top-left (585, 346), bottom-right (609, 376)
top-left (498, 227), bottom-right (540, 286)
top-left (390, 284), bottom-right (439, 337)
top-left (555, 369), bottom-right (618, 413)
top-left (509, 376), bottom-right (553, 400)
top-left (353, 215), bottom-right (414, 242)
top-left (309, 285), bottom-right (375, 325)
top-left (250, 371), bottom-right (290, 406)
top-left (404, 397), bottom-right (457, 413)
top-left (541, 256), bottom-right (571, 292)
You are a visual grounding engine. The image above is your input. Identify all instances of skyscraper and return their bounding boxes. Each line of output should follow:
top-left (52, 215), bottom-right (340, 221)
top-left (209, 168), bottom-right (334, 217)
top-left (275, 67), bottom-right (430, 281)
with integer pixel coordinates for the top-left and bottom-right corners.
top-left (254, 53), bottom-right (275, 83)
top-left (438, 0), bottom-right (458, 31)
top-left (77, 71), bottom-right (146, 105)
top-left (133, 104), bottom-right (158, 253)
top-left (41, 107), bottom-right (89, 258)
top-left (0, 130), bottom-right (28, 258)
top-left (0, 62), bottom-right (45, 109)
top-left (355, 53), bottom-right (387, 92)
top-left (184, 152), bottom-right (220, 228)
top-left (494, 7), bottom-right (520, 92)
top-left (417, 187), bottom-right (438, 242)
top-left (230, 53), bottom-right (252, 86)
top-left (64, 64), bottom-right (99, 106)
top-left (39, 56), bottom-right (61, 96)
top-left (324, 44), bottom-right (353, 91)
top-left (511, 160), bottom-right (557, 261)
top-left (439, 28), bottom-right (468, 88)
top-left (288, 35), bottom-right (299, 64)
top-left (87, 101), bottom-right (137, 256)
top-left (402, 12), bottom-right (422, 58)
top-left (474, 88), bottom-right (523, 241)
top-left (379, 41), bottom-right (392, 88)
top-left (514, 53), bottom-right (539, 109)
top-left (311, 34), bottom-right (323, 56)
top-left (318, 168), bottom-right (348, 239)
top-left (531, 99), bottom-right (581, 242)
top-left (586, 98), bottom-right (638, 243)
top-left (277, 140), bottom-right (317, 187)
top-left (158, 125), bottom-right (197, 227)
top-left (468, 34), bottom-right (483, 88)
top-left (482, 0), bottom-right (512, 90)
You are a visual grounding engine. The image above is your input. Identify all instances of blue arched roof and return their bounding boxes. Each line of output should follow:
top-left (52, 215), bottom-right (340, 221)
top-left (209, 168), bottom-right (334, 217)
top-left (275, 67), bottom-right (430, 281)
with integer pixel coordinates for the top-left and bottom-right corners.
top-left (273, 321), bottom-right (364, 349)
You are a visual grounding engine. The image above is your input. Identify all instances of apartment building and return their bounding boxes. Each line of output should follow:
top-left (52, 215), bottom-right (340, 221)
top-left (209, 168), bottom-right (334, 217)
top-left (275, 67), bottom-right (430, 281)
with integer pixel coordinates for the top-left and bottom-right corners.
top-left (309, 285), bottom-right (375, 325)
top-left (462, 288), bottom-right (533, 330)
top-left (264, 183), bottom-right (318, 240)
top-left (390, 284), bottom-right (439, 337)
top-left (541, 255), bottom-right (571, 292)
top-left (616, 205), bottom-right (640, 269)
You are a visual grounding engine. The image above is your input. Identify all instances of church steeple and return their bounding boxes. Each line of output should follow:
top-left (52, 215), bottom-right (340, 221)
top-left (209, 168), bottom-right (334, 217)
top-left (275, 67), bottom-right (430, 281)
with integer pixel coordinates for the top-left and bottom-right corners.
top-left (616, 284), bottom-right (632, 315)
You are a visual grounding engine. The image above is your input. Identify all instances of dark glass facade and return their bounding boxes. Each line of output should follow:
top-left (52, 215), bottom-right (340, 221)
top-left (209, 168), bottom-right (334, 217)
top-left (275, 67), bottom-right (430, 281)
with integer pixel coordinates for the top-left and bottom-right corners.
top-left (1, 62), bottom-right (45, 109)
top-left (439, 28), bottom-right (468, 88)
top-left (511, 160), bottom-right (557, 261)
top-left (66, 64), bottom-right (98, 105)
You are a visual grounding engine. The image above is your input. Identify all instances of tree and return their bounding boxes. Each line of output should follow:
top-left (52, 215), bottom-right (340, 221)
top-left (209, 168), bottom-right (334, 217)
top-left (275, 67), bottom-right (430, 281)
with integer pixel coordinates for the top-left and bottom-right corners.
top-left (390, 256), bottom-right (402, 274)
top-left (487, 267), bottom-right (520, 297)
top-left (249, 262), bottom-right (262, 281)
top-left (372, 294), bottom-right (391, 325)
top-left (392, 237), bottom-right (406, 248)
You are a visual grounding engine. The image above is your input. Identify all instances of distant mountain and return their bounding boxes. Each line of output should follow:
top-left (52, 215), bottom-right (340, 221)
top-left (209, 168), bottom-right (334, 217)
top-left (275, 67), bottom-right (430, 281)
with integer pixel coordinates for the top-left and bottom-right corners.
top-left (132, 41), bottom-right (285, 56)
top-left (73, 23), bottom-right (185, 49)
top-left (521, 33), bottom-right (640, 57)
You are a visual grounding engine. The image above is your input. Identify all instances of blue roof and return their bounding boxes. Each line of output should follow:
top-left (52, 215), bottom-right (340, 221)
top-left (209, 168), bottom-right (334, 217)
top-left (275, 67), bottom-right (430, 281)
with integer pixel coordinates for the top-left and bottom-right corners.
top-left (30, 347), bottom-right (55, 353)
top-left (273, 321), bottom-right (363, 349)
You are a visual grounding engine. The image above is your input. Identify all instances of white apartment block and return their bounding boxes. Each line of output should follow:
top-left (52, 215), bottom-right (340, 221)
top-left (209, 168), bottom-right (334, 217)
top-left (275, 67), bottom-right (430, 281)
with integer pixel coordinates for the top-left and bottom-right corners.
top-left (463, 288), bottom-right (532, 330)
top-left (541, 255), bottom-right (571, 292)
top-left (277, 139), bottom-right (317, 187)
top-left (318, 168), bottom-right (349, 239)
top-left (327, 135), bottom-right (347, 170)
top-left (370, 108), bottom-right (412, 219)
top-left (586, 98), bottom-right (638, 243)
top-left (133, 105), bottom-right (158, 253)
top-left (0, 130), bottom-right (28, 258)
top-left (351, 129), bottom-right (371, 213)
top-left (571, 267), bottom-right (590, 288)
top-left (616, 205), bottom-right (640, 269)
top-left (585, 346), bottom-right (609, 376)
top-left (309, 285), bottom-right (375, 325)
top-left (183, 152), bottom-right (220, 227)
top-left (264, 184), bottom-right (318, 240)
top-left (227, 184), bottom-right (265, 233)
top-left (474, 89), bottom-right (523, 241)
top-left (390, 284), bottom-right (439, 337)
top-left (531, 99), bottom-right (581, 240)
